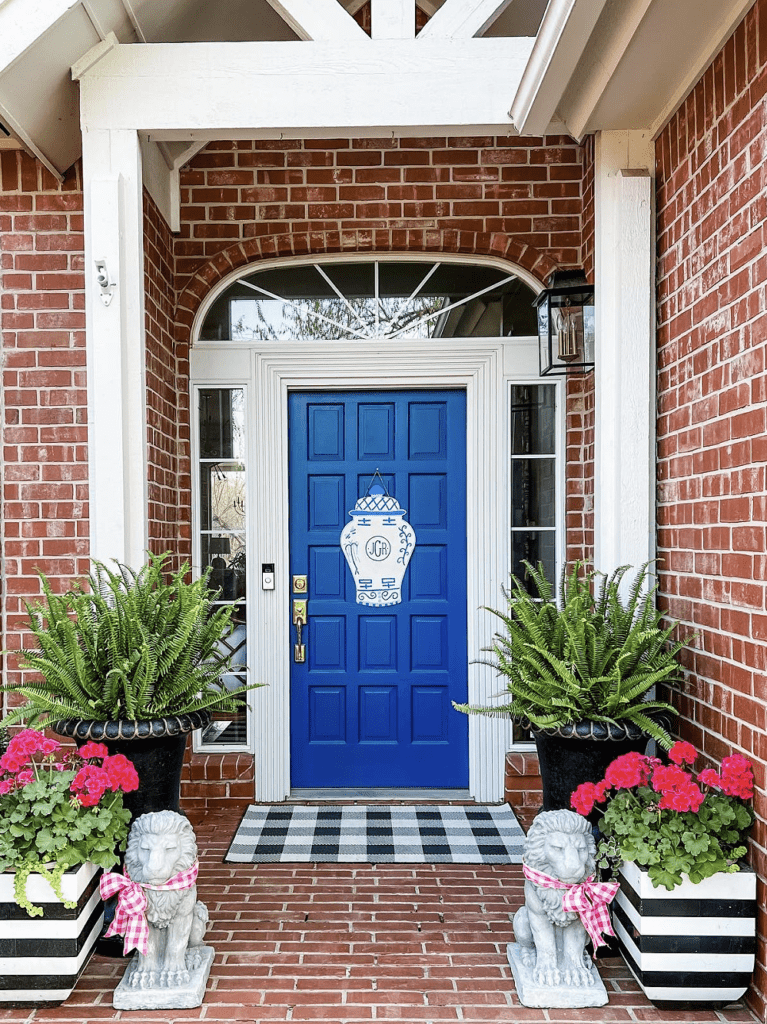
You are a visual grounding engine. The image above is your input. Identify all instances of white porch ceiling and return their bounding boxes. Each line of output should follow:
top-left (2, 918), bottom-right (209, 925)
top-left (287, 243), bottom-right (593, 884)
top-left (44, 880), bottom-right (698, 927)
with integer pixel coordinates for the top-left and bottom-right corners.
top-left (0, 0), bottom-right (756, 178)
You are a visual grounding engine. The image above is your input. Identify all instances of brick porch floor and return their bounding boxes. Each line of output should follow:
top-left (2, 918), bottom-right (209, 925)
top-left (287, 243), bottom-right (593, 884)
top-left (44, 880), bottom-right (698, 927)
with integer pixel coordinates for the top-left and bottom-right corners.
top-left (4, 809), bottom-right (758, 1024)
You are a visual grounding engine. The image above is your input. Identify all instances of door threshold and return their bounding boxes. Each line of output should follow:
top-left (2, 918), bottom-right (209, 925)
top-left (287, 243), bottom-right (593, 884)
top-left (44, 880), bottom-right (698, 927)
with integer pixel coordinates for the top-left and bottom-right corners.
top-left (288, 788), bottom-right (474, 802)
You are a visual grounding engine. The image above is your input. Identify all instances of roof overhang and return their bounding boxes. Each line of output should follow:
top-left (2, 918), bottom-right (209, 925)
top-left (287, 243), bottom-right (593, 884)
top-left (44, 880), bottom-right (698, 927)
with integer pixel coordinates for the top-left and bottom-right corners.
top-left (511, 0), bottom-right (758, 139)
top-left (0, 0), bottom-right (758, 179)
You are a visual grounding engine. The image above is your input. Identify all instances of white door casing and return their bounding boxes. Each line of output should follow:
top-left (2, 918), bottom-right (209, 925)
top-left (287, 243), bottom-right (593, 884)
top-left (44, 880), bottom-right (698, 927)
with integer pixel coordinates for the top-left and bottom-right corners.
top-left (191, 335), bottom-right (549, 803)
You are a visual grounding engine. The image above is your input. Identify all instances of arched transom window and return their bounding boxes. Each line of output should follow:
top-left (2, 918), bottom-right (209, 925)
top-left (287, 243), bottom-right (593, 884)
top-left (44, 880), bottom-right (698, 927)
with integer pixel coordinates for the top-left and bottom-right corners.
top-left (199, 258), bottom-right (539, 342)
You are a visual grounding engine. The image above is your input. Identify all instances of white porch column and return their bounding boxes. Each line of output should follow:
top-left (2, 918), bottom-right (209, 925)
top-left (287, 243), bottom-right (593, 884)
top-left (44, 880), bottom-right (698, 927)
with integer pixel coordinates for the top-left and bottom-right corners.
top-left (593, 130), bottom-right (655, 576)
top-left (82, 127), bottom-right (148, 566)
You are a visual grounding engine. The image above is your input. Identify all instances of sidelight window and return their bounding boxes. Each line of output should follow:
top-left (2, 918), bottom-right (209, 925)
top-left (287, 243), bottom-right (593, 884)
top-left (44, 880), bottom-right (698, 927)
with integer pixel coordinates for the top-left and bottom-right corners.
top-left (196, 386), bottom-right (248, 749)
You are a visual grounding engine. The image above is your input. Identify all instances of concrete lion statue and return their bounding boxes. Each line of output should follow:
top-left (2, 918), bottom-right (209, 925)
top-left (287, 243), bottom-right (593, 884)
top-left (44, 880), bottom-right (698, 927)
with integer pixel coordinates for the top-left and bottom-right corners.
top-left (513, 809), bottom-right (596, 988)
top-left (124, 810), bottom-right (209, 989)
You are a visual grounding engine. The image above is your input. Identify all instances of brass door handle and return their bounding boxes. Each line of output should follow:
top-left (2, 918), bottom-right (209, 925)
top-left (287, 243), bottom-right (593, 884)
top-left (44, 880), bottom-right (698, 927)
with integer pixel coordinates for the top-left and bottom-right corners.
top-left (293, 599), bottom-right (307, 663)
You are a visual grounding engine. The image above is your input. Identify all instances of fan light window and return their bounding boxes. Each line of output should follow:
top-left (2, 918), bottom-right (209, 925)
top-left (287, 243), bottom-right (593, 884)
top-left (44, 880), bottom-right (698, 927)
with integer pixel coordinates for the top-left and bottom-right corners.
top-left (200, 260), bottom-right (538, 342)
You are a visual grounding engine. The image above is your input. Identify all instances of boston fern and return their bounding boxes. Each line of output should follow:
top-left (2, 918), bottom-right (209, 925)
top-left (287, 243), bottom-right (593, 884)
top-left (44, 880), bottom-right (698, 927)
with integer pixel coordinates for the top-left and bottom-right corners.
top-left (2, 554), bottom-right (260, 725)
top-left (454, 561), bottom-right (690, 749)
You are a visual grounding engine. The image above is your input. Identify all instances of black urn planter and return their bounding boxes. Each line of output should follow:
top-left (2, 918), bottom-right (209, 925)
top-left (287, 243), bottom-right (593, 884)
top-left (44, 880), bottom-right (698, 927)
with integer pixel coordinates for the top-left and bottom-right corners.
top-left (51, 711), bottom-right (210, 821)
top-left (532, 719), bottom-right (649, 814)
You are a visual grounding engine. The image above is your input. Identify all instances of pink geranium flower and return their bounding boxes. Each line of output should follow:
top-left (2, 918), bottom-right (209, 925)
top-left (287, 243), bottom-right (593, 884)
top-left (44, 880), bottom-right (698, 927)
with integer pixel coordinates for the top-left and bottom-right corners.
top-left (572, 740), bottom-right (755, 892)
top-left (0, 728), bottom-right (140, 917)
top-left (668, 740), bottom-right (697, 766)
top-left (79, 741), bottom-right (110, 760)
top-left (102, 754), bottom-right (139, 793)
top-left (604, 751), bottom-right (653, 789)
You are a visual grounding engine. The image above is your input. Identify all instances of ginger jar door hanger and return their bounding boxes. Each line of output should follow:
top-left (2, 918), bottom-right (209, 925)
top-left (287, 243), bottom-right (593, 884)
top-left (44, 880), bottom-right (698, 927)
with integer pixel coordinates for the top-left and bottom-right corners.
top-left (340, 479), bottom-right (416, 607)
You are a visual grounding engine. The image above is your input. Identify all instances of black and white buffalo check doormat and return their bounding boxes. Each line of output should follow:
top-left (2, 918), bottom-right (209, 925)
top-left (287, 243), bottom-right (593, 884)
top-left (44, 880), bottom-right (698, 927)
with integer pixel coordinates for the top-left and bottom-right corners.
top-left (224, 805), bottom-right (525, 864)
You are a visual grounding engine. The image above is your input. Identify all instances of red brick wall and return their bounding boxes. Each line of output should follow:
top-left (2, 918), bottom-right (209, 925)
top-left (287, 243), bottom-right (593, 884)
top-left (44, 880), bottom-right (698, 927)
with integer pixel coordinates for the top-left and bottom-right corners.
top-left (144, 190), bottom-right (191, 569)
top-left (175, 135), bottom-right (585, 293)
top-left (565, 373), bottom-right (594, 566)
top-left (581, 134), bottom-right (595, 284)
top-left (0, 152), bottom-right (88, 688)
top-left (568, 137), bottom-right (595, 569)
top-left (656, 2), bottom-right (767, 1015)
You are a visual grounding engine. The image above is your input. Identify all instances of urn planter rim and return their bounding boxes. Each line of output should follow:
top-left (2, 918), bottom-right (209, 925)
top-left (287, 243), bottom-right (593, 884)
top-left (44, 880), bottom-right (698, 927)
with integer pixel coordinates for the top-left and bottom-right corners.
top-left (529, 718), bottom-right (646, 742)
top-left (50, 710), bottom-right (211, 742)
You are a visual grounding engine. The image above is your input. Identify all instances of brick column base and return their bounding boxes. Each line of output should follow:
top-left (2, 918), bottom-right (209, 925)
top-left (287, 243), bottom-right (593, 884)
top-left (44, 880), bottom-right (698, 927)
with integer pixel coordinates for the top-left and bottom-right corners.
top-left (180, 752), bottom-right (255, 824)
top-left (504, 750), bottom-right (542, 832)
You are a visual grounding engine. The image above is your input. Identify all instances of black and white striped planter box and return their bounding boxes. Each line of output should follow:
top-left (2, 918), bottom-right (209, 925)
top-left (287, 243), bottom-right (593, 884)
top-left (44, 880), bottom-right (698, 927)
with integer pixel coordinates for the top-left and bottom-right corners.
top-left (613, 860), bottom-right (756, 1006)
top-left (0, 862), bottom-right (103, 1007)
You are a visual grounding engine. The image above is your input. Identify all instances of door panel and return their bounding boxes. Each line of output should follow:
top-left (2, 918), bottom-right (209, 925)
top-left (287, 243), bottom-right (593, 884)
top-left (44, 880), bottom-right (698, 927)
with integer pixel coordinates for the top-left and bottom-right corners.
top-left (289, 389), bottom-right (467, 788)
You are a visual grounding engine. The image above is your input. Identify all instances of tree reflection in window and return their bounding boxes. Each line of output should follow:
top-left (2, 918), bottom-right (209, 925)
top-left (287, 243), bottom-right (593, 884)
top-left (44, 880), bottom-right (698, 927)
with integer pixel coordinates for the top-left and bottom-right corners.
top-left (200, 260), bottom-right (538, 342)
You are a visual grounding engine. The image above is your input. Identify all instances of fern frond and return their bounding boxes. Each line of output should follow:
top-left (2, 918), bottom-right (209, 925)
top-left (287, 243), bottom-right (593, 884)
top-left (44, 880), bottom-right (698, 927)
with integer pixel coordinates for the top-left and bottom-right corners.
top-left (460, 559), bottom-right (692, 744)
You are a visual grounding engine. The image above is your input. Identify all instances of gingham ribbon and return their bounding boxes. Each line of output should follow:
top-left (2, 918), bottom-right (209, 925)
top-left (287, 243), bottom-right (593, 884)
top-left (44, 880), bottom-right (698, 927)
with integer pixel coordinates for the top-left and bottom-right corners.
top-left (522, 863), bottom-right (618, 951)
top-left (99, 861), bottom-right (199, 956)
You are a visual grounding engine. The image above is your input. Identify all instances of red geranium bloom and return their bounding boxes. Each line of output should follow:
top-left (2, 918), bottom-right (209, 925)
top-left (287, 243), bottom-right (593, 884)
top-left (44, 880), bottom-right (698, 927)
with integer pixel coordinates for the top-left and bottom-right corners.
top-left (698, 768), bottom-right (721, 788)
top-left (569, 782), bottom-right (606, 815)
top-left (79, 741), bottom-right (110, 761)
top-left (657, 782), bottom-right (705, 813)
top-left (0, 751), bottom-right (27, 773)
top-left (651, 763), bottom-right (687, 793)
top-left (102, 754), bottom-right (139, 793)
top-left (718, 754), bottom-right (754, 799)
top-left (70, 765), bottom-right (109, 807)
top-left (668, 740), bottom-right (697, 766)
top-left (605, 751), bottom-right (653, 790)
top-left (7, 730), bottom-right (59, 757)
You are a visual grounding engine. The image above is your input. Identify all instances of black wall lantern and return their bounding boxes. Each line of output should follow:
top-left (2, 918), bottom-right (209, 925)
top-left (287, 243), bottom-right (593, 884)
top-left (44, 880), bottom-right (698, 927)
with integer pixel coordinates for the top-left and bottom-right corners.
top-left (534, 269), bottom-right (595, 376)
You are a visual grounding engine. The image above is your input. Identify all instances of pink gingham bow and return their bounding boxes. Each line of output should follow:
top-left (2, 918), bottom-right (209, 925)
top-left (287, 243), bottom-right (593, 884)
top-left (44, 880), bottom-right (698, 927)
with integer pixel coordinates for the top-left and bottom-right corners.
top-left (99, 861), bottom-right (199, 955)
top-left (522, 863), bottom-right (619, 951)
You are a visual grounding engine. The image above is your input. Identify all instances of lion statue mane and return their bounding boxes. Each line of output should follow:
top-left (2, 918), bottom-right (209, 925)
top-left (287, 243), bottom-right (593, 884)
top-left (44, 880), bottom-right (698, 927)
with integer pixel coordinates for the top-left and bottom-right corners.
top-left (512, 809), bottom-right (597, 988)
top-left (124, 810), bottom-right (209, 989)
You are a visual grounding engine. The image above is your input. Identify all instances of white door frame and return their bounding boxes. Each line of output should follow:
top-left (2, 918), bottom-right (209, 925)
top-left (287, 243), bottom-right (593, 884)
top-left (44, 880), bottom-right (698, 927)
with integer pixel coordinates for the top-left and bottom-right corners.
top-left (191, 336), bottom-right (538, 802)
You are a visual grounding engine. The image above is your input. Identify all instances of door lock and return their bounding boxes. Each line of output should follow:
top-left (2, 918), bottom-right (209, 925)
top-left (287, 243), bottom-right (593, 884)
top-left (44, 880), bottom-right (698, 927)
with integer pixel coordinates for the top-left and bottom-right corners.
top-left (292, 574), bottom-right (308, 593)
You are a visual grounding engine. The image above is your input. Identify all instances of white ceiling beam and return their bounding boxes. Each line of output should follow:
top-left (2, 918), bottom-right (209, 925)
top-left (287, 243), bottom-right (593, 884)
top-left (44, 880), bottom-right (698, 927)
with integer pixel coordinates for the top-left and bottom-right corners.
top-left (81, 0), bottom-right (109, 40)
top-left (76, 38), bottom-right (534, 135)
top-left (509, 0), bottom-right (608, 136)
top-left (157, 140), bottom-right (207, 170)
top-left (119, 0), bottom-right (148, 42)
top-left (562, 0), bottom-right (653, 140)
top-left (0, 0), bottom-right (81, 73)
top-left (418, 0), bottom-right (514, 39)
top-left (371, 0), bottom-right (415, 39)
top-left (71, 31), bottom-right (119, 80)
top-left (150, 139), bottom-right (208, 231)
top-left (140, 136), bottom-right (176, 229)
top-left (263, 0), bottom-right (369, 41)
top-left (340, 0), bottom-right (439, 14)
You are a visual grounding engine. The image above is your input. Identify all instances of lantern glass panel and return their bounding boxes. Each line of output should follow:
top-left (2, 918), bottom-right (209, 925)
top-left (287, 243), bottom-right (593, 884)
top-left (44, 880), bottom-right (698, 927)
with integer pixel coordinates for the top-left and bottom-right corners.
top-left (536, 281), bottom-right (595, 374)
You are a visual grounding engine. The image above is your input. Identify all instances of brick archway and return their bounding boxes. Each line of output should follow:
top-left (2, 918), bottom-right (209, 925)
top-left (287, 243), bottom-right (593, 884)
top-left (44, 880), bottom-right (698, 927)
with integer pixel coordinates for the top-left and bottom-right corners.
top-left (174, 228), bottom-right (559, 339)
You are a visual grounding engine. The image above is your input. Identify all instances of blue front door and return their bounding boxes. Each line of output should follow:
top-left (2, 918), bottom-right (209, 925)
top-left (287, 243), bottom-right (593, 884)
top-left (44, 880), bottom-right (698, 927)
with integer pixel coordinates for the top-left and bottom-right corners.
top-left (288, 390), bottom-right (468, 789)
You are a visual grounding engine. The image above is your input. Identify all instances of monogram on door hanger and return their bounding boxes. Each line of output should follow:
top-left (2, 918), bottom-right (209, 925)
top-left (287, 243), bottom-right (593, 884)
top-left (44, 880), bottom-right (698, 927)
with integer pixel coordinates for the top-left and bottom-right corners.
top-left (340, 472), bottom-right (416, 607)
